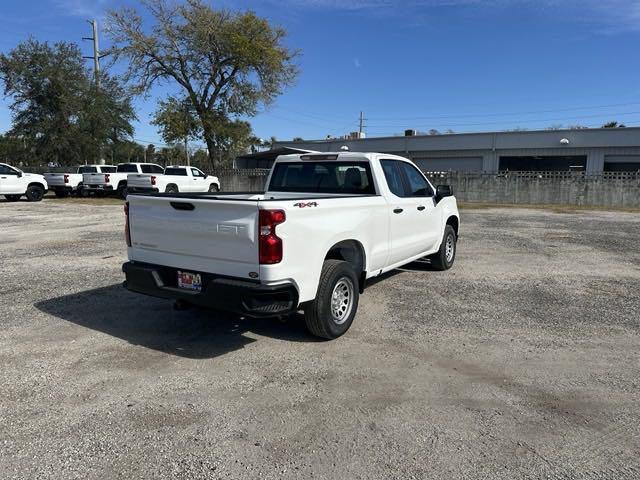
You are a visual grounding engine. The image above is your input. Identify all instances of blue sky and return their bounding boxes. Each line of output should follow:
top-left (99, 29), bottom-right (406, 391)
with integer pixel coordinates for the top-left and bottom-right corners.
top-left (1, 0), bottom-right (639, 147)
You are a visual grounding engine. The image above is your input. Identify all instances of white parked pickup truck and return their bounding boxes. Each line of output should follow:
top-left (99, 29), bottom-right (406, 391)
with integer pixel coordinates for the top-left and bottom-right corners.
top-left (127, 165), bottom-right (220, 194)
top-left (83, 162), bottom-right (164, 199)
top-left (0, 163), bottom-right (48, 202)
top-left (44, 165), bottom-right (117, 197)
top-left (122, 152), bottom-right (459, 339)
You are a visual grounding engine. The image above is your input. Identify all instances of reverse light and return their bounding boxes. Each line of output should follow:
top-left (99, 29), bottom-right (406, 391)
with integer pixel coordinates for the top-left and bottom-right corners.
top-left (259, 209), bottom-right (285, 264)
top-left (63, 174), bottom-right (69, 184)
top-left (124, 202), bottom-right (131, 247)
top-left (104, 173), bottom-right (110, 183)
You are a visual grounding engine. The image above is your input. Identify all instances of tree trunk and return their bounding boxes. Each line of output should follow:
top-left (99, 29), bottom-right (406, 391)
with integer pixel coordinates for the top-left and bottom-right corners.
top-left (204, 134), bottom-right (218, 172)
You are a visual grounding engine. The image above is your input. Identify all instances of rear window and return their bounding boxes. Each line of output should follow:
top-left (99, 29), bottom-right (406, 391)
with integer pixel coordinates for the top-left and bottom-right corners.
top-left (100, 166), bottom-right (117, 173)
top-left (117, 164), bottom-right (139, 173)
top-left (141, 164), bottom-right (164, 174)
top-left (269, 161), bottom-right (376, 194)
top-left (164, 167), bottom-right (188, 176)
top-left (78, 166), bottom-right (97, 174)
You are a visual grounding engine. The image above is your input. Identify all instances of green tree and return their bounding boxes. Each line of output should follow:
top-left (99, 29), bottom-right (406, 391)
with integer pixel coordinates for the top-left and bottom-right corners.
top-left (0, 38), bottom-right (136, 166)
top-left (107, 0), bottom-right (298, 168)
top-left (602, 121), bottom-right (626, 128)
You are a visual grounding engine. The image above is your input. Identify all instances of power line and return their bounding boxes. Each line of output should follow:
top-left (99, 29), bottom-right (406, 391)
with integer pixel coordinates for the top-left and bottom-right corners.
top-left (366, 110), bottom-right (640, 129)
top-left (367, 101), bottom-right (640, 121)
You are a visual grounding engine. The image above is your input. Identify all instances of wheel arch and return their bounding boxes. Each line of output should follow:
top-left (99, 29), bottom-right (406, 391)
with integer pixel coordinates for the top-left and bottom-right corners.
top-left (446, 215), bottom-right (459, 237)
top-left (323, 239), bottom-right (367, 293)
top-left (27, 181), bottom-right (46, 190)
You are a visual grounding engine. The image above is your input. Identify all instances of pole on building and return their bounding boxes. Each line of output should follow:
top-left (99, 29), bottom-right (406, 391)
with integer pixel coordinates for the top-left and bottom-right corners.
top-left (359, 111), bottom-right (365, 138)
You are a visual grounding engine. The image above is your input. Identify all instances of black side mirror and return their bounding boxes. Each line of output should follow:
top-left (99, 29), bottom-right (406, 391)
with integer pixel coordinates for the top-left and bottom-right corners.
top-left (435, 184), bottom-right (453, 203)
top-left (17, 171), bottom-right (23, 178)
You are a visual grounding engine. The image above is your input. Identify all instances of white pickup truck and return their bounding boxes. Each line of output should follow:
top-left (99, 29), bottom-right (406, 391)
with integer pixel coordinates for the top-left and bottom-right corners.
top-left (122, 152), bottom-right (459, 339)
top-left (127, 165), bottom-right (220, 194)
top-left (0, 163), bottom-right (48, 202)
top-left (44, 165), bottom-right (117, 197)
top-left (83, 162), bottom-right (164, 199)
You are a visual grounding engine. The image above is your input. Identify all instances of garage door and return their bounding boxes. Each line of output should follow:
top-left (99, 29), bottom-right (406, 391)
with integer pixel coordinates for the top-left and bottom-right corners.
top-left (604, 155), bottom-right (640, 172)
top-left (413, 157), bottom-right (483, 172)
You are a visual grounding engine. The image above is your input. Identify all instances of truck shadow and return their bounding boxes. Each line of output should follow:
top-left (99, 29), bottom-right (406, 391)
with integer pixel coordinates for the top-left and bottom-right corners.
top-left (35, 284), bottom-right (318, 359)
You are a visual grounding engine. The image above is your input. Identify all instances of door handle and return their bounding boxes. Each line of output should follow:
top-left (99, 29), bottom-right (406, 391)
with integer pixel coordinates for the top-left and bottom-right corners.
top-left (417, 206), bottom-right (426, 211)
top-left (393, 208), bottom-right (403, 214)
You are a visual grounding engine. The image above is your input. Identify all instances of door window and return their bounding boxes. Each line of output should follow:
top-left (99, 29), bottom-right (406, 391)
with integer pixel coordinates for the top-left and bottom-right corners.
top-left (380, 160), bottom-right (405, 197)
top-left (0, 165), bottom-right (18, 175)
top-left (191, 168), bottom-right (205, 178)
top-left (398, 162), bottom-right (433, 197)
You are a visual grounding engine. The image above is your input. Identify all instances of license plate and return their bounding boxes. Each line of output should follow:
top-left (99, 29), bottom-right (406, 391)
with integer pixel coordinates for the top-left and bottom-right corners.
top-left (177, 271), bottom-right (202, 292)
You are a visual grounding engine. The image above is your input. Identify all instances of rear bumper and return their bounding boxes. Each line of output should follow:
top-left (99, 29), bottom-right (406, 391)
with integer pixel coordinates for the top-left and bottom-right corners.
top-left (51, 185), bottom-right (74, 192)
top-left (122, 261), bottom-right (299, 317)
top-left (128, 186), bottom-right (159, 194)
top-left (85, 184), bottom-right (114, 191)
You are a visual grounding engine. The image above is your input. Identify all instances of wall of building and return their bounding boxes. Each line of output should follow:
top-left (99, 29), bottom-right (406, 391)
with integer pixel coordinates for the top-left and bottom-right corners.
top-left (276, 127), bottom-right (640, 174)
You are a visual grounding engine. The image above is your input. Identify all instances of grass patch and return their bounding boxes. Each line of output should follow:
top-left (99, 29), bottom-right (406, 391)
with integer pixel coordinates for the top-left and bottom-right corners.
top-left (458, 201), bottom-right (640, 213)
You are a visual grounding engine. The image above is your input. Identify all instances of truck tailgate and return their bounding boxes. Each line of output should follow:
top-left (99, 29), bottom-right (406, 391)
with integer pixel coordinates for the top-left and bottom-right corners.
top-left (128, 174), bottom-right (153, 189)
top-left (83, 173), bottom-right (107, 185)
top-left (128, 195), bottom-right (260, 278)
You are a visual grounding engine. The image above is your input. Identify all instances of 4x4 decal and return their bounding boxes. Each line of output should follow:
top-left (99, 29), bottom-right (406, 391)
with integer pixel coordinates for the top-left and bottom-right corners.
top-left (293, 201), bottom-right (319, 208)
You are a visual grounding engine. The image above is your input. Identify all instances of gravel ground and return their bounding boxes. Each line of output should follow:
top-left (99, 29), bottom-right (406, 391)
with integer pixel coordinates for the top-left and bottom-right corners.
top-left (1, 198), bottom-right (639, 480)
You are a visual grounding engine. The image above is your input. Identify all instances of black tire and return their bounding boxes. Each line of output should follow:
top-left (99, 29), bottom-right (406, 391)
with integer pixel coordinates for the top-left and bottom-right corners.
top-left (4, 195), bottom-right (21, 202)
top-left (429, 224), bottom-right (457, 271)
top-left (75, 184), bottom-right (84, 197)
top-left (208, 183), bottom-right (219, 193)
top-left (117, 183), bottom-right (128, 200)
top-left (25, 185), bottom-right (45, 202)
top-left (165, 185), bottom-right (179, 194)
top-left (304, 260), bottom-right (359, 339)
top-left (54, 190), bottom-right (69, 198)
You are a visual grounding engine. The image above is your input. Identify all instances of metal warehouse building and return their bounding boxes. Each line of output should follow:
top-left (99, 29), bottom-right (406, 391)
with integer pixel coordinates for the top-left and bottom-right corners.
top-left (261, 127), bottom-right (640, 173)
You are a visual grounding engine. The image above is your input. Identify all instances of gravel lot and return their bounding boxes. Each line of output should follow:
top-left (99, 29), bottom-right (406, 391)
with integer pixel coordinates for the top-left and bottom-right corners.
top-left (1, 198), bottom-right (639, 479)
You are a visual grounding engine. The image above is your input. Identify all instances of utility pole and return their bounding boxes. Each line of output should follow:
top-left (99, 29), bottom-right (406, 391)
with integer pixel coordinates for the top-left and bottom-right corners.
top-left (359, 111), bottom-right (366, 138)
top-left (83, 19), bottom-right (101, 88)
top-left (183, 100), bottom-right (191, 166)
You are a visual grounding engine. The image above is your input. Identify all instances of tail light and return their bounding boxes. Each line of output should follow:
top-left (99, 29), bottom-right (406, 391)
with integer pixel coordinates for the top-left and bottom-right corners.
top-left (150, 175), bottom-right (156, 186)
top-left (63, 174), bottom-right (69, 184)
top-left (104, 174), bottom-right (110, 183)
top-left (124, 202), bottom-right (131, 247)
top-left (259, 209), bottom-right (285, 264)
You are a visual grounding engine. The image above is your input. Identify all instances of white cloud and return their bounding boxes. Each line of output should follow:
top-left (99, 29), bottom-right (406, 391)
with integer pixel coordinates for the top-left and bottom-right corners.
top-left (354, 57), bottom-right (362, 68)
top-left (274, 0), bottom-right (640, 33)
top-left (54, 0), bottom-right (110, 18)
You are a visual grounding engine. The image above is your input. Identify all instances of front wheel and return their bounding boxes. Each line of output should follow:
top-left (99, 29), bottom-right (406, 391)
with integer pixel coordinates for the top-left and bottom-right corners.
top-left (25, 185), bottom-right (45, 202)
top-left (429, 224), bottom-right (457, 270)
top-left (4, 195), bottom-right (21, 202)
top-left (304, 260), bottom-right (359, 339)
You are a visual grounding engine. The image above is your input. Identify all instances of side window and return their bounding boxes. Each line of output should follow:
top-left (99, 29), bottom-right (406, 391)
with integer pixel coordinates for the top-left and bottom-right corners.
top-left (380, 160), bottom-right (405, 197)
top-left (399, 162), bottom-right (433, 197)
top-left (191, 168), bottom-right (204, 178)
top-left (152, 165), bottom-right (164, 174)
top-left (0, 165), bottom-right (14, 175)
top-left (140, 165), bottom-right (153, 174)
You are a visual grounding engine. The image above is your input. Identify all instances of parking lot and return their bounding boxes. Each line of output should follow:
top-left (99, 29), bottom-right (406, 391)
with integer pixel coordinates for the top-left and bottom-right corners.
top-left (1, 198), bottom-right (639, 479)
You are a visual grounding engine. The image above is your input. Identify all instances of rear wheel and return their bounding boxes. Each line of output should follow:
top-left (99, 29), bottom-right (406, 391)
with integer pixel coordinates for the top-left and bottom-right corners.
top-left (117, 184), bottom-right (128, 200)
top-left (165, 185), bottom-right (179, 194)
top-left (304, 260), bottom-right (359, 339)
top-left (25, 185), bottom-right (45, 202)
top-left (429, 224), bottom-right (457, 270)
top-left (54, 190), bottom-right (69, 198)
top-left (208, 183), bottom-right (219, 193)
top-left (4, 195), bottom-right (21, 202)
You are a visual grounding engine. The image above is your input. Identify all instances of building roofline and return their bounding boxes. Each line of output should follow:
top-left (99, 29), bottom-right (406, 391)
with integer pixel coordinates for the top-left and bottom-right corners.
top-left (284, 126), bottom-right (640, 144)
